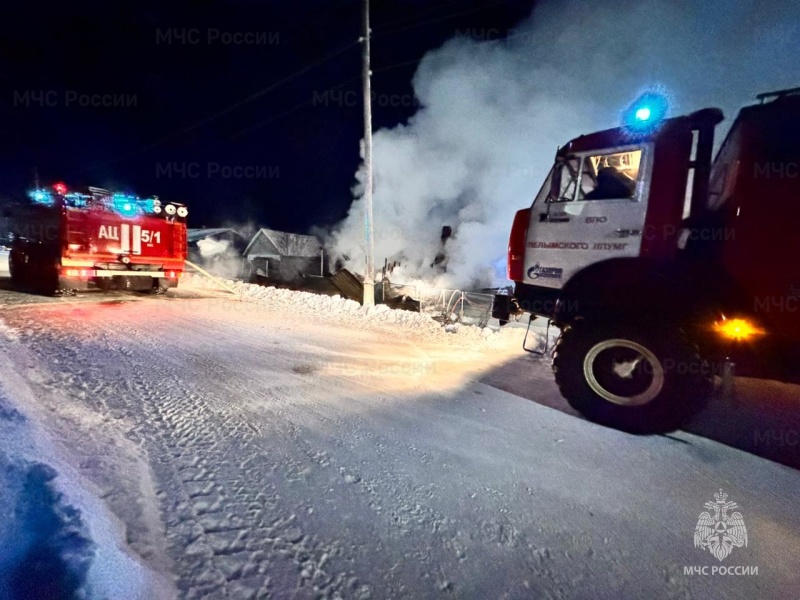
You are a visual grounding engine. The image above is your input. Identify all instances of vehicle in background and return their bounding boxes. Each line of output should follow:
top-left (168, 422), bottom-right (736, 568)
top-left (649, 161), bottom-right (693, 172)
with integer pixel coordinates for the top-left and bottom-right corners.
top-left (8, 183), bottom-right (188, 295)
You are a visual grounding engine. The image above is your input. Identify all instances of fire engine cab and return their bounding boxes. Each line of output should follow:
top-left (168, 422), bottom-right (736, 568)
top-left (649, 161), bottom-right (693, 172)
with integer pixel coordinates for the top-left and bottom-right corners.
top-left (9, 183), bottom-right (188, 295)
top-left (494, 88), bottom-right (800, 432)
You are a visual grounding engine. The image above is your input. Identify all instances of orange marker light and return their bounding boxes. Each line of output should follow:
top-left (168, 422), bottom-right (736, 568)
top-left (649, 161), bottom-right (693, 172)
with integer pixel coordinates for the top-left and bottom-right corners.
top-left (714, 318), bottom-right (765, 341)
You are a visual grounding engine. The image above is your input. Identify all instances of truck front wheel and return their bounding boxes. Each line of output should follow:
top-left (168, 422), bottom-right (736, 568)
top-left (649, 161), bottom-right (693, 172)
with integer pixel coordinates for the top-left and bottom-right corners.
top-left (552, 323), bottom-right (710, 433)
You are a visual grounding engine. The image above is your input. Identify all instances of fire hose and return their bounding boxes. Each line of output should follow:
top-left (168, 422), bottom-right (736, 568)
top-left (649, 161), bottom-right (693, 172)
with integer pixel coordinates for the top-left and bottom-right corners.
top-left (184, 260), bottom-right (239, 295)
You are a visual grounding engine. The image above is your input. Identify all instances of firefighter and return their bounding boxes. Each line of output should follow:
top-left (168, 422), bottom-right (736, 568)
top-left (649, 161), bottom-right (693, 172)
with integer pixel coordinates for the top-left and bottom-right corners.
top-left (586, 166), bottom-right (636, 200)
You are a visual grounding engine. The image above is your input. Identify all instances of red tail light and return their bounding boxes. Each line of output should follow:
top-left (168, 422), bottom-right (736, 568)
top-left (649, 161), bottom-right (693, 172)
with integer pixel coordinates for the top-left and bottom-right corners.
top-left (62, 268), bottom-right (93, 278)
top-left (507, 208), bottom-right (531, 281)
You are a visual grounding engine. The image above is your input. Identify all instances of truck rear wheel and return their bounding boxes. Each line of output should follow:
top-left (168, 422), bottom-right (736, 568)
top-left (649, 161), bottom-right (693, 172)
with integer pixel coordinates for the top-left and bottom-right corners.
top-left (41, 267), bottom-right (62, 296)
top-left (151, 278), bottom-right (170, 294)
top-left (552, 323), bottom-right (709, 433)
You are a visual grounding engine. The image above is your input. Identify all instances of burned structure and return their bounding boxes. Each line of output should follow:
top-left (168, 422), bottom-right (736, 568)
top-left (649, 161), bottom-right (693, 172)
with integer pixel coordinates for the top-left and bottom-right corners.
top-left (244, 228), bottom-right (324, 284)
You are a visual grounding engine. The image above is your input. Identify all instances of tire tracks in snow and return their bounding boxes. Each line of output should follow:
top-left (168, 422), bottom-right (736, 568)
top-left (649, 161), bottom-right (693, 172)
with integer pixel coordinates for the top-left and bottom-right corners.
top-left (92, 320), bottom-right (371, 599)
top-left (4, 300), bottom-right (609, 599)
top-left (4, 307), bottom-right (365, 598)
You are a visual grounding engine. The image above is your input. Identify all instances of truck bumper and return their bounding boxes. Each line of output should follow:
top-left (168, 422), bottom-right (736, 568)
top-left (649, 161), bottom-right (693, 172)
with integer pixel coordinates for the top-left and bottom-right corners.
top-left (58, 268), bottom-right (181, 292)
top-left (59, 275), bottom-right (157, 292)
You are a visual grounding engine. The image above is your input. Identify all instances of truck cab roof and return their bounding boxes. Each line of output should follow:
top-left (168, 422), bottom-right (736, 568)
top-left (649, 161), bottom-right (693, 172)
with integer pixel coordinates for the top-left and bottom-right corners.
top-left (557, 108), bottom-right (724, 157)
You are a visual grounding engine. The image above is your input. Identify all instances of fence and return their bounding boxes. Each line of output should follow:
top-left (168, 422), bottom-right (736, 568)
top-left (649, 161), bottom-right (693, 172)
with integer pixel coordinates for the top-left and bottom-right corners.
top-left (376, 282), bottom-right (494, 327)
top-left (418, 288), bottom-right (494, 328)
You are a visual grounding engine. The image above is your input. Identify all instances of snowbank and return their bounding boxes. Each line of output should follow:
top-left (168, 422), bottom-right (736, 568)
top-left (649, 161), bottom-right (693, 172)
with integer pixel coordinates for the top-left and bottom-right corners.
top-left (0, 450), bottom-right (168, 600)
top-left (0, 325), bottom-right (175, 600)
top-left (0, 456), bottom-right (94, 600)
top-left (182, 274), bottom-right (529, 348)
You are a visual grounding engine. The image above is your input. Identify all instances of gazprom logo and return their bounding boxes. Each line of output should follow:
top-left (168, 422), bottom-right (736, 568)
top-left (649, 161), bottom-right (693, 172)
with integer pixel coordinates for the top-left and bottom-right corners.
top-left (527, 263), bottom-right (563, 280)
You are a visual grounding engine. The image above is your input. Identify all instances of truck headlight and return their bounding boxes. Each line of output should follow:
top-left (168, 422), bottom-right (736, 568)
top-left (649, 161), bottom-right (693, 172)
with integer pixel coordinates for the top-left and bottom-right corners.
top-left (177, 206), bottom-right (188, 218)
top-left (165, 204), bottom-right (177, 215)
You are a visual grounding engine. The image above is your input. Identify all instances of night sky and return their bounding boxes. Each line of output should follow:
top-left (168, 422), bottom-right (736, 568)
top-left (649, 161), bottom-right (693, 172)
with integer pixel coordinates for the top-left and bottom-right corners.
top-left (0, 0), bottom-right (534, 233)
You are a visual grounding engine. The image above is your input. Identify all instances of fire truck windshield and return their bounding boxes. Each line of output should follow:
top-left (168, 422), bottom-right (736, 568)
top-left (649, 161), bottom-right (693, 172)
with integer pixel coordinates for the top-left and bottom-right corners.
top-left (548, 149), bottom-right (642, 202)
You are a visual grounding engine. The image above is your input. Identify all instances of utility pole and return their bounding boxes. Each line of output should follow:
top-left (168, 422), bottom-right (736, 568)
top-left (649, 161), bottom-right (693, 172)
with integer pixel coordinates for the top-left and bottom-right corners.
top-left (361, 0), bottom-right (375, 306)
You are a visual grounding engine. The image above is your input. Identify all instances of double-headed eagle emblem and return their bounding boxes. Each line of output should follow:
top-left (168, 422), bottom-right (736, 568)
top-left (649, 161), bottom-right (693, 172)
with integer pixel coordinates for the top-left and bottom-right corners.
top-left (694, 489), bottom-right (748, 561)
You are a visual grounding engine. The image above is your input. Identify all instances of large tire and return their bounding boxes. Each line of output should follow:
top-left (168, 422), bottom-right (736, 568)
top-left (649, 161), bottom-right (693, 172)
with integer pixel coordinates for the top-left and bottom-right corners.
top-left (552, 323), bottom-right (710, 433)
top-left (148, 277), bottom-right (170, 295)
top-left (40, 271), bottom-right (61, 296)
top-left (31, 256), bottom-right (60, 296)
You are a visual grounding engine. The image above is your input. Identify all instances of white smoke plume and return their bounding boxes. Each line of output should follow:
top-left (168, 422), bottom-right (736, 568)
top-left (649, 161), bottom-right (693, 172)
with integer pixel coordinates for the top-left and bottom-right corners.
top-left (197, 237), bottom-right (231, 258)
top-left (328, 0), bottom-right (800, 289)
top-left (188, 220), bottom-right (258, 280)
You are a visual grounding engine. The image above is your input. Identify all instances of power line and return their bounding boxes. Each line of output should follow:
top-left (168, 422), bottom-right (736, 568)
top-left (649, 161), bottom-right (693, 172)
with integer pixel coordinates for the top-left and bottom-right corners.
top-left (223, 55), bottom-right (428, 141)
top-left (75, 1), bottom-right (521, 177)
top-left (226, 2), bottom-right (530, 140)
top-left (80, 55), bottom-right (429, 177)
top-left (79, 38), bottom-right (360, 174)
top-left (376, 0), bottom-right (511, 36)
top-left (373, 1), bottom-right (460, 30)
top-left (65, 51), bottom-right (426, 179)
top-left (373, 57), bottom-right (427, 75)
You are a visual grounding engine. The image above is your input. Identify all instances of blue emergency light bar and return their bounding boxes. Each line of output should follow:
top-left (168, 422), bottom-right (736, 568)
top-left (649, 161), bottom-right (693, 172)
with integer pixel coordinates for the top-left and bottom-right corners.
top-left (26, 183), bottom-right (180, 218)
top-left (26, 183), bottom-right (167, 217)
top-left (622, 90), bottom-right (669, 135)
top-left (111, 193), bottom-right (141, 217)
top-left (28, 189), bottom-right (52, 203)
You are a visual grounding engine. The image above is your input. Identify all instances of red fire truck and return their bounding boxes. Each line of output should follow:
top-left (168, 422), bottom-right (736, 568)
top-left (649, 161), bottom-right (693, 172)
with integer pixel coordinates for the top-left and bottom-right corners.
top-left (493, 88), bottom-right (800, 432)
top-left (9, 183), bottom-right (188, 295)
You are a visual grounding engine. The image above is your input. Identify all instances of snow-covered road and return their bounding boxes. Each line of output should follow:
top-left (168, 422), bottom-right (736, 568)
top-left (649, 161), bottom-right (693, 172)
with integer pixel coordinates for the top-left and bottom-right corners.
top-left (1, 283), bottom-right (799, 599)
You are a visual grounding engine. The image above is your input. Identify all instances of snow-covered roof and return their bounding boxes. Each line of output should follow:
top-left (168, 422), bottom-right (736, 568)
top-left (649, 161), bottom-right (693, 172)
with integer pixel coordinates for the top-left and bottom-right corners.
top-left (187, 228), bottom-right (243, 243)
top-left (244, 228), bottom-right (321, 258)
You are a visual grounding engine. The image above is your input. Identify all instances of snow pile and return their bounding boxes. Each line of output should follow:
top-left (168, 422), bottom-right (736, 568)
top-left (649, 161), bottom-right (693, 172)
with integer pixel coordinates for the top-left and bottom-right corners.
top-left (0, 349), bottom-right (176, 600)
top-left (0, 449), bottom-right (169, 600)
top-left (0, 457), bottom-right (95, 600)
top-left (185, 276), bottom-right (526, 346)
top-left (230, 281), bottom-right (451, 332)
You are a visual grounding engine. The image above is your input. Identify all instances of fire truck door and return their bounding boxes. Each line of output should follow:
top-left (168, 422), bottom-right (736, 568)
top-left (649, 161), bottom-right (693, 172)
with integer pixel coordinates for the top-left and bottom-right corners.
top-left (524, 144), bottom-right (654, 288)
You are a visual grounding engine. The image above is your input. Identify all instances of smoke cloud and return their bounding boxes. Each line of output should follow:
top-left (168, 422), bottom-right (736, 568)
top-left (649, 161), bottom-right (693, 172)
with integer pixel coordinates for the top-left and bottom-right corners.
top-left (328, 0), bottom-right (800, 289)
top-left (197, 237), bottom-right (231, 259)
top-left (188, 220), bottom-right (258, 280)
